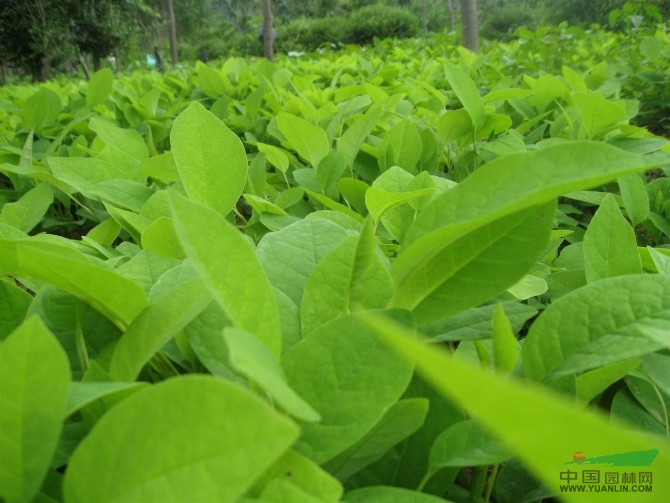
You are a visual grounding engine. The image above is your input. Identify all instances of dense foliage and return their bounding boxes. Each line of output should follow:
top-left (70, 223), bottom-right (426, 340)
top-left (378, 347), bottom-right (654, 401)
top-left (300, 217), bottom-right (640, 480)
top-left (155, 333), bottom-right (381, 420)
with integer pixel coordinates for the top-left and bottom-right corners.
top-left (1, 21), bottom-right (670, 503)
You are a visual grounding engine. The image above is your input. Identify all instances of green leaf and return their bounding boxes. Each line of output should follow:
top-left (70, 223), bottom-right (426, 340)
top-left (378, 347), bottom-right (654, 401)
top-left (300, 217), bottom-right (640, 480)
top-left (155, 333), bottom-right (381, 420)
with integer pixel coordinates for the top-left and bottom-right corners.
top-left (0, 280), bottom-right (32, 339)
top-left (324, 398), bottom-right (429, 480)
top-left (573, 92), bottom-right (627, 139)
top-left (378, 119), bottom-right (422, 173)
top-left (0, 317), bottom-right (70, 503)
top-left (21, 88), bottom-right (61, 131)
top-left (301, 225), bottom-right (393, 336)
top-left (86, 68), bottom-right (114, 108)
top-left (492, 304), bottom-right (519, 373)
top-left (282, 312), bottom-right (414, 464)
top-left (338, 107), bottom-right (384, 167)
top-left (365, 187), bottom-right (434, 222)
top-left (66, 382), bottom-right (148, 416)
top-left (419, 302), bottom-right (537, 342)
top-left (583, 194), bottom-right (642, 283)
top-left (223, 327), bottom-right (320, 422)
top-left (257, 219), bottom-right (349, 305)
top-left (362, 314), bottom-right (670, 502)
top-left (390, 202), bottom-right (555, 322)
top-left (252, 450), bottom-right (343, 503)
top-left (109, 271), bottom-right (211, 381)
top-left (257, 142), bottom-right (290, 173)
top-left (0, 183), bottom-right (53, 233)
top-left (618, 174), bottom-right (650, 226)
top-left (575, 359), bottom-right (641, 403)
top-left (429, 420), bottom-right (511, 472)
top-left (170, 192), bottom-right (282, 356)
top-left (0, 239), bottom-right (147, 329)
top-left (171, 101), bottom-right (248, 216)
top-left (523, 274), bottom-right (670, 382)
top-left (277, 112), bottom-right (330, 168)
top-left (49, 157), bottom-right (145, 197)
top-left (443, 60), bottom-right (485, 130)
top-left (89, 117), bottom-right (149, 161)
top-left (63, 375), bottom-right (299, 503)
top-left (394, 143), bottom-right (668, 316)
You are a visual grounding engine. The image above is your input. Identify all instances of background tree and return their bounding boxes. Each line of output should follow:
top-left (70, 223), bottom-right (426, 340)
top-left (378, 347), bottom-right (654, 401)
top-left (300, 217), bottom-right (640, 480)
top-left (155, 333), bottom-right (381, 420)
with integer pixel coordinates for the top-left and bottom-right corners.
top-left (459, 0), bottom-right (478, 51)
top-left (166, 0), bottom-right (179, 64)
top-left (261, 0), bottom-right (274, 61)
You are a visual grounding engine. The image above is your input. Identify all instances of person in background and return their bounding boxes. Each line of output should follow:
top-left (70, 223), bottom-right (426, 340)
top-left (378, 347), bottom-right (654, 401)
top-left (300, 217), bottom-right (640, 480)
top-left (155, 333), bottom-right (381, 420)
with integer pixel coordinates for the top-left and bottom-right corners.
top-left (154, 47), bottom-right (164, 73)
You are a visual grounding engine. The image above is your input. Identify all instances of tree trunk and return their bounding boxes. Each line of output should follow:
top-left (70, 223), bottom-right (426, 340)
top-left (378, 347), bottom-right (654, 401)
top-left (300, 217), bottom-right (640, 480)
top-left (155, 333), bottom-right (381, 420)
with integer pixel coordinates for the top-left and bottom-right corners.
top-left (422, 0), bottom-right (428, 32)
top-left (459, 0), bottom-right (478, 52)
top-left (166, 0), bottom-right (179, 66)
top-left (445, 0), bottom-right (456, 32)
top-left (262, 0), bottom-right (274, 62)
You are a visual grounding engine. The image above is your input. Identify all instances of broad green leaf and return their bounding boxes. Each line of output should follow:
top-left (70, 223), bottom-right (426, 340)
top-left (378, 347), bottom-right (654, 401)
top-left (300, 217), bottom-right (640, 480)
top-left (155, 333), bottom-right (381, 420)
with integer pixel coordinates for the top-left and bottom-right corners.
top-left (363, 314), bottom-right (670, 502)
top-left (86, 219), bottom-right (121, 246)
top-left (390, 202), bottom-right (555, 322)
top-left (0, 183), bottom-right (53, 233)
top-left (492, 304), bottom-right (519, 373)
top-left (21, 88), bottom-right (61, 131)
top-left (338, 107), bottom-right (384, 167)
top-left (0, 317), bottom-right (70, 503)
top-left (66, 382), bottom-right (148, 416)
top-left (86, 68), bottom-right (113, 108)
top-left (0, 279), bottom-right (32, 339)
top-left (141, 217), bottom-right (185, 259)
top-left (324, 398), bottom-right (429, 480)
top-left (183, 301), bottom-right (236, 379)
top-left (0, 239), bottom-right (147, 329)
top-left (193, 61), bottom-right (228, 98)
top-left (642, 353), bottom-right (670, 397)
top-left (170, 193), bottom-right (282, 356)
top-left (282, 313), bottom-right (414, 464)
top-left (378, 118), bottom-right (422, 173)
top-left (524, 274), bottom-right (670, 382)
top-left (277, 112), bottom-right (330, 168)
top-left (647, 246), bottom-right (670, 275)
top-left (109, 273), bottom-right (211, 381)
top-left (317, 151), bottom-right (347, 195)
top-left (365, 187), bottom-right (434, 222)
top-left (506, 274), bottom-right (548, 300)
top-left (419, 302), bottom-right (537, 342)
top-left (116, 249), bottom-right (180, 294)
top-left (575, 359), bottom-right (640, 403)
top-left (63, 376), bottom-right (299, 503)
top-left (258, 219), bottom-right (349, 305)
top-left (573, 92), bottom-right (627, 139)
top-left (171, 101), bottom-right (247, 216)
top-left (344, 486), bottom-right (452, 503)
top-left (89, 180), bottom-right (154, 212)
top-left (583, 194), bottom-right (642, 283)
top-left (301, 228), bottom-right (393, 336)
top-left (256, 142), bottom-right (290, 173)
top-left (429, 420), bottom-right (511, 472)
top-left (223, 327), bottom-right (320, 422)
top-left (394, 143), bottom-right (668, 314)
top-left (443, 60), bottom-right (485, 130)
top-left (49, 157), bottom-right (145, 196)
top-left (618, 174), bottom-right (650, 226)
top-left (89, 117), bottom-right (149, 161)
top-left (251, 450), bottom-right (343, 503)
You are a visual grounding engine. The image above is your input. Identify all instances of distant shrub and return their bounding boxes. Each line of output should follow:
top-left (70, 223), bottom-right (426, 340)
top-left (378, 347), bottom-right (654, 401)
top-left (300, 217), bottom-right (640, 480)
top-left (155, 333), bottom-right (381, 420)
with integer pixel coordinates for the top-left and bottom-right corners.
top-left (346, 5), bottom-right (420, 44)
top-left (481, 4), bottom-right (540, 40)
top-left (277, 16), bottom-right (347, 52)
top-left (275, 5), bottom-right (419, 52)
